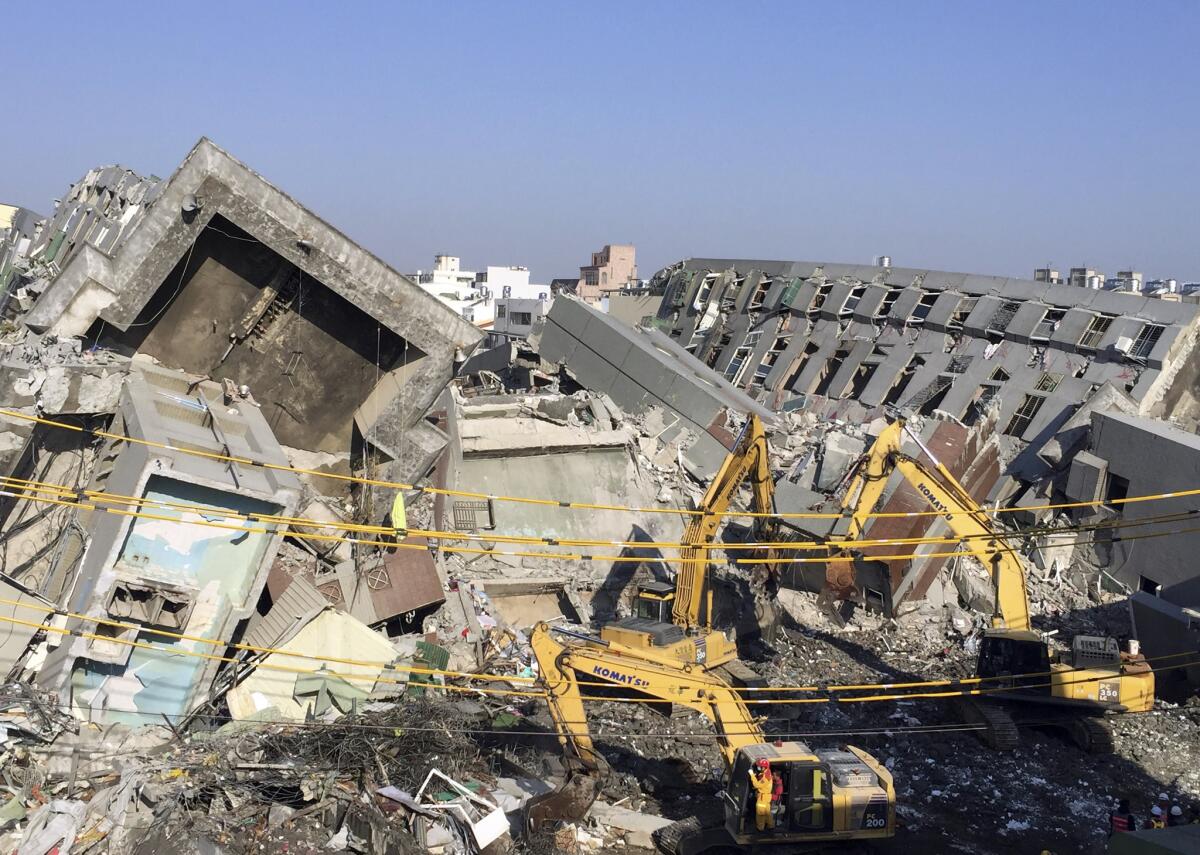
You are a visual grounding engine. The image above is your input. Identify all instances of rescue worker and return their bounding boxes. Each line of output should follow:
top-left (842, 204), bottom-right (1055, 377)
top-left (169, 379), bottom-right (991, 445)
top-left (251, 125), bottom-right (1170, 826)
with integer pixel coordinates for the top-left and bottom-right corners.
top-left (749, 758), bottom-right (774, 831)
top-left (1168, 805), bottom-right (1185, 827)
top-left (770, 763), bottom-right (785, 825)
top-left (1108, 798), bottom-right (1136, 836)
top-left (1146, 805), bottom-right (1166, 829)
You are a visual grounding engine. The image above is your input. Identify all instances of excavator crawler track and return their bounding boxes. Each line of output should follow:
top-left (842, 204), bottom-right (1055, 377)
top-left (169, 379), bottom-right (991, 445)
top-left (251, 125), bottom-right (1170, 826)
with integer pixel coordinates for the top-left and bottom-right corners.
top-left (654, 815), bottom-right (704, 854)
top-left (1067, 716), bottom-right (1115, 754)
top-left (959, 700), bottom-right (1020, 751)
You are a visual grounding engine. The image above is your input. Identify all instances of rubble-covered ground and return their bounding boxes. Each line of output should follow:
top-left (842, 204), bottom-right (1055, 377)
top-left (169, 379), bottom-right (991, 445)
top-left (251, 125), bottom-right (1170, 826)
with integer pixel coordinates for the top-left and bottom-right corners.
top-left (529, 586), bottom-right (1200, 855)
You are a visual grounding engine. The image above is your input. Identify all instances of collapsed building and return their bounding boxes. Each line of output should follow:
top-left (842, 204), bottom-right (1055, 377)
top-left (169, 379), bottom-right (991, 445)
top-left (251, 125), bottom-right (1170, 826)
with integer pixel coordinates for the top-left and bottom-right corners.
top-left (643, 257), bottom-right (1200, 435)
top-left (0, 139), bottom-right (483, 728)
top-left (3, 147), bottom-right (1200, 855)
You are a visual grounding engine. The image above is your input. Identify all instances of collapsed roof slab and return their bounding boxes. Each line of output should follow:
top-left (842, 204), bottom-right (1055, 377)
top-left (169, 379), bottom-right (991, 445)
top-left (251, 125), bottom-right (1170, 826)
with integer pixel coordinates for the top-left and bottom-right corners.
top-left (23, 138), bottom-right (482, 464)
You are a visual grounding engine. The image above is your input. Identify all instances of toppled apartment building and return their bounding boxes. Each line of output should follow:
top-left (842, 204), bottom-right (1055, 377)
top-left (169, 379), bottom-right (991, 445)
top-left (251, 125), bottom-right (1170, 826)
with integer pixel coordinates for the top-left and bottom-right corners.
top-left (0, 138), bottom-right (483, 728)
top-left (36, 363), bottom-right (301, 724)
top-left (644, 258), bottom-right (1200, 438)
top-left (16, 138), bottom-right (482, 485)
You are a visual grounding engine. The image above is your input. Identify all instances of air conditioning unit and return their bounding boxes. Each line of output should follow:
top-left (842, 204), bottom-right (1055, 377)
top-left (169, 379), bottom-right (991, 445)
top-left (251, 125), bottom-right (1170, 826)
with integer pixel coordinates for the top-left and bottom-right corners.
top-left (1114, 335), bottom-right (1134, 354)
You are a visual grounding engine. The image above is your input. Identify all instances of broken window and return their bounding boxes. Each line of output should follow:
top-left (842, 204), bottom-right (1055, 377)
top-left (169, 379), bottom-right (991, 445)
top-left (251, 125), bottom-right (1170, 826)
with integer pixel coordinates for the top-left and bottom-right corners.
top-left (808, 283), bottom-right (834, 313)
top-left (1004, 393), bottom-right (1045, 436)
top-left (1031, 307), bottom-right (1066, 340)
top-left (947, 355), bottom-right (974, 374)
top-left (848, 361), bottom-right (880, 399)
top-left (692, 273), bottom-right (718, 310)
top-left (453, 500), bottom-right (495, 531)
top-left (511, 312), bottom-right (532, 326)
top-left (839, 286), bottom-right (866, 316)
top-left (1078, 313), bottom-right (1113, 349)
top-left (875, 287), bottom-right (902, 319)
top-left (963, 384), bottom-right (1001, 426)
top-left (106, 582), bottom-right (193, 630)
top-left (1034, 372), bottom-right (1062, 392)
top-left (906, 292), bottom-right (938, 325)
top-left (1104, 473), bottom-right (1130, 508)
top-left (987, 300), bottom-right (1021, 333)
top-left (747, 277), bottom-right (772, 310)
top-left (724, 332), bottom-right (762, 385)
top-left (752, 334), bottom-right (791, 386)
top-left (784, 342), bottom-right (821, 391)
top-left (882, 355), bottom-right (926, 406)
top-left (813, 348), bottom-right (851, 396)
top-left (947, 296), bottom-right (979, 330)
top-left (1128, 323), bottom-right (1164, 359)
top-left (496, 305), bottom-right (506, 319)
top-left (991, 367), bottom-right (1010, 381)
top-left (1139, 575), bottom-right (1161, 596)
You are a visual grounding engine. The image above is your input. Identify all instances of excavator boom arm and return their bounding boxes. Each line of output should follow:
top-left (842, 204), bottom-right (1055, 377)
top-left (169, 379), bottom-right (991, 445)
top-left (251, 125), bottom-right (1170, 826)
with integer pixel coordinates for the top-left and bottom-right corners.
top-left (838, 420), bottom-right (1031, 631)
top-left (531, 623), bottom-right (764, 769)
top-left (673, 414), bottom-right (776, 629)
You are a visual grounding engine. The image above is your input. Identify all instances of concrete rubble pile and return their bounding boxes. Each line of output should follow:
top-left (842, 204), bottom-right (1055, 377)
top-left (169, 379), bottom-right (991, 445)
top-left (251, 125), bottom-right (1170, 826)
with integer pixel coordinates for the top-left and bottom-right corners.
top-left (3, 141), bottom-right (1200, 855)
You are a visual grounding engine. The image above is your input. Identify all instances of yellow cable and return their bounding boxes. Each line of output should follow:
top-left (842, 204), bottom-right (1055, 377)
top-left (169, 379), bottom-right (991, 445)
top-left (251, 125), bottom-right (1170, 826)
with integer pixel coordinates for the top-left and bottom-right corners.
top-left (6, 407), bottom-right (1199, 521)
top-left (2, 594), bottom-right (1196, 699)
top-left (7, 472), bottom-right (1194, 556)
top-left (6, 477), bottom-right (1199, 568)
top-left (1, 610), bottom-right (1193, 710)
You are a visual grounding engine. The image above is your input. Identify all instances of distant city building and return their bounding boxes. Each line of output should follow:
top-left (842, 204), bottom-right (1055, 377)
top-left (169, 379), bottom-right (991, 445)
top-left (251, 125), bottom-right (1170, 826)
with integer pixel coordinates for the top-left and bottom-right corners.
top-left (477, 265), bottom-right (548, 301)
top-left (419, 254), bottom-right (477, 289)
top-left (1034, 267), bottom-right (1062, 285)
top-left (578, 244), bottom-right (637, 304)
top-left (493, 296), bottom-right (550, 342)
top-left (411, 255), bottom-right (549, 330)
top-left (1116, 270), bottom-right (1144, 293)
top-left (1069, 267), bottom-right (1105, 289)
top-left (413, 254), bottom-right (493, 327)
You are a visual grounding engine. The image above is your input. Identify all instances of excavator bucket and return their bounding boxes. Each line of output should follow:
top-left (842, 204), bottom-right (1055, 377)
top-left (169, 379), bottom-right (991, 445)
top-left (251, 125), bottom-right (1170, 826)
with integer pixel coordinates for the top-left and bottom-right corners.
top-left (523, 770), bottom-right (603, 834)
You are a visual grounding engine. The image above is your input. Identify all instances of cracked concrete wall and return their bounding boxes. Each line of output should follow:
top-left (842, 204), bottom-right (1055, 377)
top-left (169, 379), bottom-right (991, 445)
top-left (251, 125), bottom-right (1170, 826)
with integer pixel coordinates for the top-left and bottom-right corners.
top-left (23, 138), bottom-right (482, 472)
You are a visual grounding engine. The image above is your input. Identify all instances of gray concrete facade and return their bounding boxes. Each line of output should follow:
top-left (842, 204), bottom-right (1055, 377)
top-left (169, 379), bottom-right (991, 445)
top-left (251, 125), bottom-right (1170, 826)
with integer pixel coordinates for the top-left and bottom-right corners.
top-left (1064, 410), bottom-right (1200, 604)
top-left (37, 363), bottom-right (301, 725)
top-left (645, 258), bottom-right (1200, 440)
top-left (538, 296), bottom-right (778, 478)
top-left (22, 138), bottom-right (483, 475)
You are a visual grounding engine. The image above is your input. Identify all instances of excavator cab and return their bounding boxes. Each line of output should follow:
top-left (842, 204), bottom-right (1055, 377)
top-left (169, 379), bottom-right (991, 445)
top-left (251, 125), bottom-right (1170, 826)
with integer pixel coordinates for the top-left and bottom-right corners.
top-left (975, 629), bottom-right (1052, 693)
top-left (722, 744), bottom-right (893, 844)
top-left (631, 581), bottom-right (676, 624)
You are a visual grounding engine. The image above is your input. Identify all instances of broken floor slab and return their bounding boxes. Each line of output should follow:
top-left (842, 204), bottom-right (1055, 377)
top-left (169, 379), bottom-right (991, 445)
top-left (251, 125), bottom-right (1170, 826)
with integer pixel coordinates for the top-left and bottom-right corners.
top-left (227, 606), bottom-right (400, 721)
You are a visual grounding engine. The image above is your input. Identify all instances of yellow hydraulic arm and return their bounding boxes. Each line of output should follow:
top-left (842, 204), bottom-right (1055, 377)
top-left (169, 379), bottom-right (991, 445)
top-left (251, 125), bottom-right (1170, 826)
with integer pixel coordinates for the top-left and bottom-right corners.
top-left (531, 622), bottom-right (765, 769)
top-left (674, 414), bottom-right (777, 631)
top-left (837, 419), bottom-right (1031, 631)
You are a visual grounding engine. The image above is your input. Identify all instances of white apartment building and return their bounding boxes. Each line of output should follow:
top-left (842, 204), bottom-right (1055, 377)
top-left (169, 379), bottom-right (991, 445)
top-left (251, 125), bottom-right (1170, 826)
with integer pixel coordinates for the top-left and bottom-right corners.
top-left (410, 256), bottom-right (551, 330)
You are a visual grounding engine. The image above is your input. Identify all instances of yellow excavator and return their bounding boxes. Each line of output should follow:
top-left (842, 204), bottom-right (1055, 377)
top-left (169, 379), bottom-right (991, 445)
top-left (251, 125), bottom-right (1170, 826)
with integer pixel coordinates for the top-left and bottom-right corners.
top-left (601, 414), bottom-right (781, 676)
top-left (832, 417), bottom-right (1154, 751)
top-left (526, 622), bottom-right (895, 853)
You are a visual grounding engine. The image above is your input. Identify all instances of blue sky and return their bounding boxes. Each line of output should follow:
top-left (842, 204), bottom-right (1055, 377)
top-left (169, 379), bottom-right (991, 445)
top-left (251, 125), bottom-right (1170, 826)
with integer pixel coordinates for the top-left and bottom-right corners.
top-left (3, 2), bottom-right (1197, 282)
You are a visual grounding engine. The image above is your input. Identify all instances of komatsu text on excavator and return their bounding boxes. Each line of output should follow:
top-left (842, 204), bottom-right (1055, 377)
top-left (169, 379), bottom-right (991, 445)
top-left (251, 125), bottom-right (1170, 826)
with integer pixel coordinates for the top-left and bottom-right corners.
top-left (831, 417), bottom-right (1154, 752)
